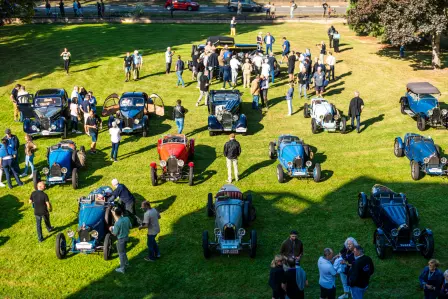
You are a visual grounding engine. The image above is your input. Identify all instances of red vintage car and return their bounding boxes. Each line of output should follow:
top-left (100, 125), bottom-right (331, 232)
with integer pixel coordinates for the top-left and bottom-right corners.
top-left (150, 134), bottom-right (195, 186)
top-left (164, 0), bottom-right (200, 11)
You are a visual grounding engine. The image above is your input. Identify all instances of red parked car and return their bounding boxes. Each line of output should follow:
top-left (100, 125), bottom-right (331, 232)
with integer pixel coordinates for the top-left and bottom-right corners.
top-left (150, 134), bottom-right (195, 186)
top-left (164, 0), bottom-right (200, 11)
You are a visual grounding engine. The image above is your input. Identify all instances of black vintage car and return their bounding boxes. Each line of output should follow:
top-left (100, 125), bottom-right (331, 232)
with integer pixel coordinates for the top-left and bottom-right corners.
top-left (207, 90), bottom-right (247, 136)
top-left (18, 89), bottom-right (70, 138)
top-left (358, 184), bottom-right (434, 259)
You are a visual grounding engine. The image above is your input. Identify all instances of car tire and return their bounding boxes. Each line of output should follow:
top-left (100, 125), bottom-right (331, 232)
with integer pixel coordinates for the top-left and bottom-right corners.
top-left (394, 139), bottom-right (404, 157)
top-left (103, 233), bottom-right (113, 261)
top-left (62, 120), bottom-right (67, 139)
top-left (55, 232), bottom-right (67, 259)
top-left (277, 164), bottom-right (284, 183)
top-left (400, 97), bottom-right (408, 115)
top-left (150, 167), bottom-right (158, 186)
top-left (207, 193), bottom-right (214, 217)
top-left (72, 149), bottom-right (78, 164)
top-left (303, 103), bottom-right (310, 118)
top-left (269, 142), bottom-right (276, 159)
top-left (142, 122), bottom-right (148, 137)
top-left (72, 168), bottom-right (78, 189)
top-left (33, 171), bottom-right (40, 191)
top-left (188, 166), bottom-right (194, 186)
top-left (311, 118), bottom-right (318, 134)
top-left (303, 145), bottom-right (311, 160)
top-left (202, 230), bottom-right (211, 259)
top-left (375, 232), bottom-right (386, 259)
top-left (249, 230), bottom-right (257, 258)
top-left (357, 193), bottom-right (369, 218)
top-left (313, 163), bottom-right (321, 182)
top-left (411, 160), bottom-right (421, 181)
top-left (417, 114), bottom-right (426, 131)
top-left (209, 131), bottom-right (216, 137)
top-left (420, 234), bottom-right (434, 259)
top-left (105, 206), bottom-right (113, 226)
top-left (340, 117), bottom-right (347, 134)
top-left (408, 204), bottom-right (419, 227)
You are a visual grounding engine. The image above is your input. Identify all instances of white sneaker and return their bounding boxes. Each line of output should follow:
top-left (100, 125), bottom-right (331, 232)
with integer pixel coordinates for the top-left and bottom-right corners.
top-left (338, 294), bottom-right (349, 299)
top-left (28, 174), bottom-right (33, 179)
top-left (0, 182), bottom-right (5, 188)
top-left (115, 267), bottom-right (125, 274)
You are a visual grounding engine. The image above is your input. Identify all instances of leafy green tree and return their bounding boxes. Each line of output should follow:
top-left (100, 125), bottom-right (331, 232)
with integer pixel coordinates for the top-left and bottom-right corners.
top-left (0, 0), bottom-right (35, 25)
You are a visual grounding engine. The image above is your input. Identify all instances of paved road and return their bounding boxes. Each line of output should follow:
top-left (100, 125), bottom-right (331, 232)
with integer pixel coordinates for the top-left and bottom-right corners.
top-left (36, 4), bottom-right (347, 15)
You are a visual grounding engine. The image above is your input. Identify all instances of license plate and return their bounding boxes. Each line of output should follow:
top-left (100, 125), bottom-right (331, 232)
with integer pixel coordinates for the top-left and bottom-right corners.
top-left (42, 130), bottom-right (50, 136)
top-left (429, 168), bottom-right (442, 173)
top-left (293, 171), bottom-right (306, 176)
top-left (222, 249), bottom-right (239, 254)
top-left (49, 177), bottom-right (62, 182)
top-left (235, 128), bottom-right (247, 132)
top-left (76, 242), bottom-right (93, 250)
top-left (123, 127), bottom-right (133, 133)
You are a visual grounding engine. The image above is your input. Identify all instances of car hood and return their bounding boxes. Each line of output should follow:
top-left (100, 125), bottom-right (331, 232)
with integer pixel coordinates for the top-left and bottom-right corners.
top-left (78, 205), bottom-right (106, 235)
top-left (49, 149), bottom-right (72, 169)
top-left (416, 97), bottom-right (438, 113)
top-left (280, 143), bottom-right (304, 160)
top-left (314, 103), bottom-right (333, 117)
top-left (120, 107), bottom-right (143, 119)
top-left (34, 106), bottom-right (61, 119)
top-left (382, 204), bottom-right (407, 227)
top-left (411, 141), bottom-right (436, 159)
top-left (215, 99), bottom-right (239, 113)
top-left (160, 143), bottom-right (187, 161)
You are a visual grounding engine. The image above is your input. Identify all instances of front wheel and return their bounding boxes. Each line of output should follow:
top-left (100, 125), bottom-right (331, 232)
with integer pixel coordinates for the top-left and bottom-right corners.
top-left (311, 118), bottom-right (318, 134)
top-left (400, 98), bottom-right (407, 115)
top-left (188, 166), bottom-right (194, 186)
top-left (55, 233), bottom-right (67, 259)
top-left (394, 139), bottom-right (403, 157)
top-left (420, 234), bottom-right (434, 259)
top-left (276, 164), bottom-right (284, 183)
top-left (340, 117), bottom-right (347, 134)
top-left (249, 230), bottom-right (257, 258)
top-left (150, 167), bottom-right (158, 186)
top-left (357, 193), bottom-right (369, 218)
top-left (313, 163), bottom-right (321, 182)
top-left (417, 114), bottom-right (426, 131)
top-left (202, 231), bottom-right (211, 259)
top-left (375, 232), bottom-right (386, 259)
top-left (142, 122), bottom-right (148, 137)
top-left (411, 160), bottom-right (421, 181)
top-left (103, 233), bottom-right (113, 261)
top-left (303, 103), bottom-right (310, 118)
top-left (269, 142), bottom-right (276, 159)
top-left (72, 168), bottom-right (78, 189)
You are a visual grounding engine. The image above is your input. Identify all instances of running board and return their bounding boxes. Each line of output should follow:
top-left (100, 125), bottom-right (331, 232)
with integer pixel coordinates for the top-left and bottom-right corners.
top-left (404, 109), bottom-right (415, 117)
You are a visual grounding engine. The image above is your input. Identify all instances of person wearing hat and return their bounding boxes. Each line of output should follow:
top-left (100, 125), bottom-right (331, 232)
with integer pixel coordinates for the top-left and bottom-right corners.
top-left (280, 230), bottom-right (304, 264)
top-left (109, 179), bottom-right (137, 224)
top-left (132, 50), bottom-right (143, 80)
top-left (109, 121), bottom-right (121, 162)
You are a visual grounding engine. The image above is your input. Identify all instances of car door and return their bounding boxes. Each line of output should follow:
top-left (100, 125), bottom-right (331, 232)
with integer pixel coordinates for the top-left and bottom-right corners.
top-left (147, 93), bottom-right (165, 116)
top-left (176, 0), bottom-right (186, 10)
top-left (17, 94), bottom-right (35, 120)
top-left (101, 93), bottom-right (120, 117)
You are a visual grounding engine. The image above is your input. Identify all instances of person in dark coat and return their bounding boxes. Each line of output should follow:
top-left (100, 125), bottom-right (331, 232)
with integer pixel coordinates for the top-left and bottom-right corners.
top-left (280, 230), bottom-right (304, 264)
top-left (59, 0), bottom-right (65, 17)
top-left (283, 258), bottom-right (307, 299)
top-left (0, 138), bottom-right (23, 189)
top-left (223, 133), bottom-right (241, 183)
top-left (327, 25), bottom-right (335, 48)
top-left (222, 63), bottom-right (232, 89)
top-left (269, 255), bottom-right (286, 299)
top-left (349, 245), bottom-right (374, 299)
top-left (419, 259), bottom-right (444, 299)
top-left (348, 91), bottom-right (364, 133)
top-left (208, 50), bottom-right (219, 82)
top-left (439, 270), bottom-right (448, 299)
top-left (109, 179), bottom-right (138, 224)
top-left (333, 31), bottom-right (340, 53)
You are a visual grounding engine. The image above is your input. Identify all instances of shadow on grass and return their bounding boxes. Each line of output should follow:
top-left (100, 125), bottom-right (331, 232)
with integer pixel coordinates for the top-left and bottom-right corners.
top-left (359, 113), bottom-right (385, 133)
top-left (239, 159), bottom-right (276, 181)
top-left (72, 65), bottom-right (102, 73)
top-left (0, 195), bottom-right (23, 247)
top-left (377, 47), bottom-right (448, 71)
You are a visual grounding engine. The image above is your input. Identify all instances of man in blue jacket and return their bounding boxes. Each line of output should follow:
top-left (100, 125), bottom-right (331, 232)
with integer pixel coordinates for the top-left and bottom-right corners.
top-left (109, 179), bottom-right (137, 224)
top-left (264, 32), bottom-right (276, 55)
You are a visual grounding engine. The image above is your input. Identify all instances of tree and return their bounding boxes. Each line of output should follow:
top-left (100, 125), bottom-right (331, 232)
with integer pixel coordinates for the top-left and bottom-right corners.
top-left (0, 0), bottom-right (35, 25)
top-left (347, 0), bottom-right (387, 37)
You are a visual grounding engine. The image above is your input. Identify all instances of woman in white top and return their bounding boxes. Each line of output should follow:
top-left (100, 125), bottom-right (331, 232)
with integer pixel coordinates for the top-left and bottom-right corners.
top-left (60, 48), bottom-right (71, 74)
top-left (109, 121), bottom-right (121, 162)
top-left (261, 59), bottom-right (271, 78)
top-left (70, 97), bottom-right (81, 133)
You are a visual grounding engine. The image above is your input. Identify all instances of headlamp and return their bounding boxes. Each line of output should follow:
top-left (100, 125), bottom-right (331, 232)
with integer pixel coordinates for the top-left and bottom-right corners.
top-left (177, 160), bottom-right (184, 167)
top-left (90, 230), bottom-right (99, 239)
top-left (61, 167), bottom-right (68, 174)
top-left (306, 161), bottom-right (312, 167)
top-left (160, 160), bottom-right (167, 167)
top-left (42, 167), bottom-right (49, 174)
top-left (67, 229), bottom-right (75, 238)
top-left (423, 157), bottom-right (429, 164)
top-left (134, 119), bottom-right (139, 125)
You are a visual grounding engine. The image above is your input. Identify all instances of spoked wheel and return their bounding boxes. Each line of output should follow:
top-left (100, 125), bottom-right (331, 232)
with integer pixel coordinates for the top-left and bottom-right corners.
top-left (72, 168), bottom-right (78, 189)
top-left (375, 232), bottom-right (386, 259)
top-left (420, 234), bottom-right (434, 259)
top-left (103, 233), bottom-right (113, 261)
top-left (417, 114), bottom-right (426, 131)
top-left (269, 142), bottom-right (276, 159)
top-left (188, 166), bottom-right (194, 186)
top-left (394, 139), bottom-right (403, 157)
top-left (150, 167), bottom-right (158, 186)
top-left (249, 230), bottom-right (257, 258)
top-left (55, 233), bottom-right (67, 259)
top-left (311, 118), bottom-right (318, 134)
top-left (202, 231), bottom-right (211, 259)
top-left (276, 164), bottom-right (284, 183)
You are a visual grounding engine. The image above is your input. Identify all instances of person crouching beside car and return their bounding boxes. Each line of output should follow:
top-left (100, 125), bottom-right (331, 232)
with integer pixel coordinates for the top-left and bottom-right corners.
top-left (419, 259), bottom-right (444, 299)
top-left (110, 207), bottom-right (132, 274)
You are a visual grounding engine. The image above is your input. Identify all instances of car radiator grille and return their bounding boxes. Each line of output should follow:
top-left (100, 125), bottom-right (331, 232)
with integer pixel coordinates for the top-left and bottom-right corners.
top-left (50, 163), bottom-right (62, 177)
top-left (428, 156), bottom-right (440, 166)
top-left (123, 117), bottom-right (134, 128)
top-left (432, 108), bottom-right (441, 121)
top-left (293, 157), bottom-right (302, 169)
top-left (167, 157), bottom-right (178, 173)
top-left (224, 226), bottom-right (236, 240)
top-left (40, 117), bottom-right (50, 130)
top-left (79, 229), bottom-right (91, 242)
top-left (324, 114), bottom-right (333, 123)
top-left (222, 112), bottom-right (233, 129)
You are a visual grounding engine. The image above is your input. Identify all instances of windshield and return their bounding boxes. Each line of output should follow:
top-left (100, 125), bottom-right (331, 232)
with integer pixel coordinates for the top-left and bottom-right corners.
top-left (213, 94), bottom-right (239, 102)
top-left (35, 97), bottom-right (62, 107)
top-left (162, 135), bottom-right (185, 144)
top-left (120, 97), bottom-right (144, 107)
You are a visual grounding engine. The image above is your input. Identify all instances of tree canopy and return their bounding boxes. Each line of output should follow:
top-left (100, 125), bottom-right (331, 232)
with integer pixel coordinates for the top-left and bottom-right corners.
top-left (0, 0), bottom-right (35, 25)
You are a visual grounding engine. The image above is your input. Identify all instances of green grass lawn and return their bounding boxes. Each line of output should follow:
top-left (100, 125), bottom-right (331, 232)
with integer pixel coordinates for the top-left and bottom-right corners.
top-left (0, 22), bottom-right (447, 298)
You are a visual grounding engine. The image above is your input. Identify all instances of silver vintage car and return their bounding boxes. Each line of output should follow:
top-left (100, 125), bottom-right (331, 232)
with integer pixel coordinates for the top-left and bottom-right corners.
top-left (202, 184), bottom-right (257, 258)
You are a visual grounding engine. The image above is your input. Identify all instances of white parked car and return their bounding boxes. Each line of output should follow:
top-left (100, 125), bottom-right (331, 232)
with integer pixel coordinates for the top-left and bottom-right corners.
top-left (304, 97), bottom-right (347, 134)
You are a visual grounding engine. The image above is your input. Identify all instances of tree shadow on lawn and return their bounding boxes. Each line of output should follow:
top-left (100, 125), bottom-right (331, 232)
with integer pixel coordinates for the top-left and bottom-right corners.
top-left (0, 195), bottom-right (24, 247)
top-left (242, 102), bottom-right (264, 136)
top-left (377, 47), bottom-right (448, 71)
top-left (64, 176), bottom-right (447, 298)
top-left (0, 23), bottom-right (276, 87)
top-left (192, 144), bottom-right (217, 185)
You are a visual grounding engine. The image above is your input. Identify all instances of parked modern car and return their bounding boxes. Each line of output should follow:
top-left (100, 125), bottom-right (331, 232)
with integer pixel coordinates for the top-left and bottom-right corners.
top-left (208, 90), bottom-right (247, 136)
top-left (150, 134), bottom-right (195, 186)
top-left (228, 0), bottom-right (262, 12)
top-left (269, 134), bottom-right (321, 183)
top-left (17, 89), bottom-right (70, 138)
top-left (358, 184), bottom-right (434, 259)
top-left (164, 0), bottom-right (200, 11)
top-left (304, 97), bottom-right (347, 134)
top-left (102, 92), bottom-right (164, 137)
top-left (55, 186), bottom-right (116, 260)
top-left (203, 184), bottom-right (257, 258)
top-left (394, 133), bottom-right (447, 180)
top-left (400, 82), bottom-right (447, 131)
top-left (33, 140), bottom-right (86, 190)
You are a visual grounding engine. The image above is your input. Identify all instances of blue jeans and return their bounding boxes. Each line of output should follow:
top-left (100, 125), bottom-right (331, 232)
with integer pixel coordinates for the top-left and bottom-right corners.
top-left (71, 115), bottom-right (78, 131)
top-left (117, 237), bottom-right (129, 269)
top-left (223, 80), bottom-right (232, 88)
top-left (298, 83), bottom-right (307, 98)
top-left (175, 117), bottom-right (184, 134)
top-left (147, 234), bottom-right (160, 260)
top-left (252, 95), bottom-right (259, 109)
top-left (2, 159), bottom-right (23, 189)
top-left (351, 115), bottom-right (361, 132)
top-left (23, 154), bottom-right (35, 175)
top-left (35, 214), bottom-right (52, 241)
top-left (270, 69), bottom-right (275, 83)
top-left (176, 71), bottom-right (185, 87)
top-left (111, 142), bottom-right (119, 160)
top-left (351, 286), bottom-right (367, 299)
top-left (266, 44), bottom-right (272, 54)
top-left (340, 272), bottom-right (350, 293)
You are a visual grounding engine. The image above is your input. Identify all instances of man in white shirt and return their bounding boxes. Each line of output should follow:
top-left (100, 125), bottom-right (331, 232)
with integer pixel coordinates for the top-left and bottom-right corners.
top-left (325, 52), bottom-right (336, 81)
top-left (229, 55), bottom-right (241, 86)
top-left (71, 86), bottom-right (79, 101)
top-left (252, 53), bottom-right (263, 75)
top-left (261, 58), bottom-right (271, 78)
top-left (109, 121), bottom-right (121, 162)
top-left (318, 248), bottom-right (338, 299)
top-left (165, 47), bottom-right (174, 74)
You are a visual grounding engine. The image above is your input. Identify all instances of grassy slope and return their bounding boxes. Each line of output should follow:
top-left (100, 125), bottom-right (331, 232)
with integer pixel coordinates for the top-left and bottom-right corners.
top-left (0, 23), bottom-right (447, 299)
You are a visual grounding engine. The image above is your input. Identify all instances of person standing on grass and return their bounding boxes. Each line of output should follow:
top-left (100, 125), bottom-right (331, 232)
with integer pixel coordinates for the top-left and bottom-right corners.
top-left (322, 1), bottom-right (328, 18)
top-left (265, 2), bottom-right (271, 19)
top-left (318, 248), bottom-right (338, 299)
top-left (261, 58), bottom-right (270, 80)
top-left (196, 70), bottom-right (210, 107)
top-left (80, 96), bottom-right (91, 128)
top-left (5, 128), bottom-right (20, 170)
top-left (318, 41), bottom-right (326, 64)
top-left (287, 51), bottom-right (297, 82)
top-left (264, 32), bottom-right (275, 54)
top-left (313, 66), bottom-right (325, 97)
top-left (85, 110), bottom-right (98, 154)
top-left (59, 0), bottom-right (65, 17)
top-left (208, 49), bottom-right (219, 82)
top-left (399, 44), bottom-right (405, 58)
top-left (88, 91), bottom-right (97, 114)
top-left (110, 208), bottom-right (132, 274)
top-left (256, 32), bottom-right (263, 50)
top-left (327, 25), bottom-right (335, 48)
top-left (260, 75), bottom-right (269, 110)
top-left (298, 68), bottom-right (307, 99)
top-left (230, 55), bottom-right (240, 87)
top-left (140, 201), bottom-right (161, 262)
top-left (290, 1), bottom-right (297, 19)
top-left (0, 137), bottom-right (23, 189)
top-left (269, 255), bottom-right (286, 299)
top-left (230, 17), bottom-right (236, 36)
top-left (224, 133), bottom-right (241, 183)
top-left (10, 84), bottom-right (21, 122)
top-left (250, 75), bottom-right (260, 109)
top-left (123, 52), bottom-right (133, 82)
top-left (60, 48), bottom-right (71, 74)
top-left (132, 50), bottom-right (143, 81)
top-left (20, 134), bottom-right (36, 179)
top-left (175, 55), bottom-right (185, 88)
top-left (109, 121), bottom-right (121, 162)
top-left (173, 99), bottom-right (186, 134)
top-left (281, 37), bottom-right (290, 65)
top-left (268, 53), bottom-right (277, 84)
top-left (285, 81), bottom-right (294, 116)
top-left (29, 181), bottom-right (54, 242)
top-left (333, 31), bottom-right (340, 53)
top-left (326, 51), bottom-right (336, 81)
top-left (222, 62), bottom-right (232, 89)
top-left (73, 0), bottom-right (78, 16)
top-left (69, 97), bottom-right (81, 133)
top-left (418, 259), bottom-right (444, 299)
top-left (242, 58), bottom-right (252, 88)
top-left (348, 91), bottom-right (364, 133)
top-left (270, 3), bottom-right (276, 18)
top-left (280, 230), bottom-right (303, 264)
top-left (349, 245), bottom-right (374, 299)
top-left (165, 47), bottom-right (175, 74)
top-left (252, 52), bottom-right (263, 75)
top-left (284, 258), bottom-right (308, 299)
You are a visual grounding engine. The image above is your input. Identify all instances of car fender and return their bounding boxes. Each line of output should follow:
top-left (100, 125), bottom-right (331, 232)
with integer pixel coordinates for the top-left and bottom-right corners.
top-left (395, 137), bottom-right (404, 149)
top-left (142, 115), bottom-right (149, 126)
top-left (235, 114), bottom-right (247, 128)
top-left (421, 228), bottom-right (433, 236)
top-left (417, 112), bottom-right (427, 120)
top-left (57, 117), bottom-right (65, 130)
top-left (359, 192), bottom-right (368, 205)
top-left (150, 162), bottom-right (157, 169)
top-left (374, 228), bottom-right (385, 244)
top-left (399, 96), bottom-right (408, 104)
top-left (208, 115), bottom-right (223, 130)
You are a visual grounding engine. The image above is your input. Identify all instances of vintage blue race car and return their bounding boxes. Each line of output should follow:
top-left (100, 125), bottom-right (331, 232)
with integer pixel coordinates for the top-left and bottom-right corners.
top-left (33, 140), bottom-right (86, 190)
top-left (102, 92), bottom-right (164, 136)
top-left (17, 89), bottom-right (70, 138)
top-left (207, 90), bottom-right (247, 136)
top-left (55, 186), bottom-right (116, 260)
top-left (358, 184), bottom-right (434, 259)
top-left (269, 135), bottom-right (321, 183)
top-left (400, 82), bottom-right (447, 131)
top-left (394, 133), bottom-right (447, 180)
top-left (203, 184), bottom-right (257, 258)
